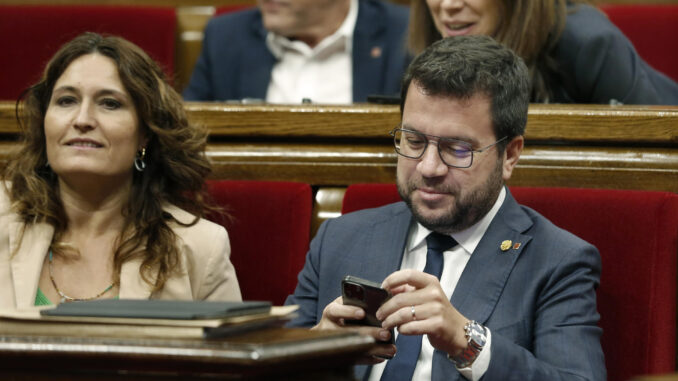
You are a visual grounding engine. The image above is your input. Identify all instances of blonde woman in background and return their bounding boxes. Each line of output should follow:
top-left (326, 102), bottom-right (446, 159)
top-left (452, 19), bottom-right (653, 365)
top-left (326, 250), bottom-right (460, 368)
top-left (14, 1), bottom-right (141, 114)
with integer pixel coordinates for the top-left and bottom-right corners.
top-left (409, 0), bottom-right (678, 104)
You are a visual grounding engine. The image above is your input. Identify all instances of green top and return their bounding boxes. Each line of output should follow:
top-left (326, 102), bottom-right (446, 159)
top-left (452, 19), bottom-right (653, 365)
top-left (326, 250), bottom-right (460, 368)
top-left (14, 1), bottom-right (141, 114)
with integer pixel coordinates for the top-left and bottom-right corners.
top-left (34, 287), bottom-right (52, 306)
top-left (34, 287), bottom-right (119, 306)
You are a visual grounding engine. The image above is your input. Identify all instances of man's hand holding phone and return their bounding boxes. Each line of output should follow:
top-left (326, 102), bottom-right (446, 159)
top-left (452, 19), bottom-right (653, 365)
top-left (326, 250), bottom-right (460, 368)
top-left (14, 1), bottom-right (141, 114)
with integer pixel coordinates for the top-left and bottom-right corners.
top-left (311, 275), bottom-right (397, 363)
top-left (341, 276), bottom-right (394, 340)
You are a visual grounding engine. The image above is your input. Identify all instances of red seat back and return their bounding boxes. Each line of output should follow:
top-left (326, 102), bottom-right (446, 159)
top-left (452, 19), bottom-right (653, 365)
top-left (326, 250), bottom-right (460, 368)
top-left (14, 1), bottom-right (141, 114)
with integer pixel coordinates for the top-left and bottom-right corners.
top-left (342, 183), bottom-right (678, 381)
top-left (342, 183), bottom-right (401, 215)
top-left (207, 180), bottom-right (312, 306)
top-left (215, 5), bottom-right (255, 15)
top-left (600, 4), bottom-right (678, 82)
top-left (0, 5), bottom-right (176, 100)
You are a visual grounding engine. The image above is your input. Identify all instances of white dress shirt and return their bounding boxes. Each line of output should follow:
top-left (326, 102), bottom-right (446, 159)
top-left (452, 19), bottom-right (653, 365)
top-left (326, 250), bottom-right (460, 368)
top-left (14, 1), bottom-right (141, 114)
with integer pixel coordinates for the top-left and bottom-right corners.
top-left (368, 187), bottom-right (507, 381)
top-left (265, 0), bottom-right (358, 104)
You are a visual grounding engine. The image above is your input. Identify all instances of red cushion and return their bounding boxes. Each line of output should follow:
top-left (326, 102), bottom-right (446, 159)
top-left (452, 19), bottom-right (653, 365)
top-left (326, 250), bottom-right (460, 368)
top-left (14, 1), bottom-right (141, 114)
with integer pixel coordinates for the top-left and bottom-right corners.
top-left (342, 183), bottom-right (401, 214)
top-left (342, 183), bottom-right (678, 381)
top-left (600, 4), bottom-right (678, 82)
top-left (510, 187), bottom-right (678, 381)
top-left (207, 180), bottom-right (312, 306)
top-left (215, 5), bottom-right (255, 15)
top-left (0, 5), bottom-right (176, 100)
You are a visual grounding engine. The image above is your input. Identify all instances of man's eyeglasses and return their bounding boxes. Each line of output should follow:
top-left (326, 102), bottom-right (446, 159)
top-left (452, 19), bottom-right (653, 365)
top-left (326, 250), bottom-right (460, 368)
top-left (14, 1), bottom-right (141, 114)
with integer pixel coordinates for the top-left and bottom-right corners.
top-left (390, 128), bottom-right (508, 168)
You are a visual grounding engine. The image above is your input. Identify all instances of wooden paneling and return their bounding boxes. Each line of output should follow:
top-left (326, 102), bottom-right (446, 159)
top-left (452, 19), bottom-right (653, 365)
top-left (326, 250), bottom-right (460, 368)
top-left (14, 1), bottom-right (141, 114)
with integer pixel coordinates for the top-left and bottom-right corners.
top-left (185, 103), bottom-right (678, 142)
top-left (175, 6), bottom-right (216, 92)
top-left (201, 143), bottom-right (678, 190)
top-left (1, 101), bottom-right (676, 192)
top-left (631, 375), bottom-right (678, 381)
top-left (1, 101), bottom-right (676, 233)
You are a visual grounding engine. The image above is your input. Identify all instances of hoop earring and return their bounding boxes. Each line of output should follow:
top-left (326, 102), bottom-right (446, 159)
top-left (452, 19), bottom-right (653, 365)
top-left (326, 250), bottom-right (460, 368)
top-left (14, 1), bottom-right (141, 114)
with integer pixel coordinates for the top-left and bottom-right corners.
top-left (134, 148), bottom-right (146, 172)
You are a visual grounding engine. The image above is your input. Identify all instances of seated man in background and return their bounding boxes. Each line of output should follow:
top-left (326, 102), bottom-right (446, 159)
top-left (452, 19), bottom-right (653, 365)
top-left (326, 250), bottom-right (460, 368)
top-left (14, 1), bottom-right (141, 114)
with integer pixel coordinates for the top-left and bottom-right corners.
top-left (183, 0), bottom-right (410, 104)
top-left (286, 35), bottom-right (605, 380)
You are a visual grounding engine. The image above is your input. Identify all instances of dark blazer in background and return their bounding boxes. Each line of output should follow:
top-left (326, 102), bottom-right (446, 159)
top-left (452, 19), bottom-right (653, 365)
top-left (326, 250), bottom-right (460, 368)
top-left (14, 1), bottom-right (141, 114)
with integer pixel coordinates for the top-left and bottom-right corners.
top-left (285, 188), bottom-right (606, 380)
top-left (551, 4), bottom-right (678, 105)
top-left (183, 0), bottom-right (410, 103)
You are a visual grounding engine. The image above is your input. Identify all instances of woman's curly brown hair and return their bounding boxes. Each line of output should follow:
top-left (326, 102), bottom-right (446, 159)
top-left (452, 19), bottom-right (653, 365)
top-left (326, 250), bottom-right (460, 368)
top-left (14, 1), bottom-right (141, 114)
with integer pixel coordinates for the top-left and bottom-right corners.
top-left (3, 32), bottom-right (217, 292)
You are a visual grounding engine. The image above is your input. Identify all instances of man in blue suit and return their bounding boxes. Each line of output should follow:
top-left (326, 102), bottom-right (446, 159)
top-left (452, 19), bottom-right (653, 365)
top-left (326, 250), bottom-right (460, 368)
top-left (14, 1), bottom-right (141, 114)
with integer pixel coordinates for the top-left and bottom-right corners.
top-left (183, 0), bottom-right (410, 104)
top-left (286, 35), bottom-right (606, 380)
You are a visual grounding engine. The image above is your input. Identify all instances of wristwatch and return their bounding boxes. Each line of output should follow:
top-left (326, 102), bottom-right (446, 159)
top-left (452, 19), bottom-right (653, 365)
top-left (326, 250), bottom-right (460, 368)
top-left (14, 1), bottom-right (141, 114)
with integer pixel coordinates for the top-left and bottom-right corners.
top-left (448, 320), bottom-right (487, 368)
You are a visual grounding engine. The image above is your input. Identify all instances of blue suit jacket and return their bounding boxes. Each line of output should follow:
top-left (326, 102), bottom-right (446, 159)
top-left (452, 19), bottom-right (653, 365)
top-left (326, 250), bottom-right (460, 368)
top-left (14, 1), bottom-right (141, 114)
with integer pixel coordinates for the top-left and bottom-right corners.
top-left (551, 4), bottom-right (678, 105)
top-left (183, 0), bottom-right (410, 103)
top-left (286, 189), bottom-right (606, 380)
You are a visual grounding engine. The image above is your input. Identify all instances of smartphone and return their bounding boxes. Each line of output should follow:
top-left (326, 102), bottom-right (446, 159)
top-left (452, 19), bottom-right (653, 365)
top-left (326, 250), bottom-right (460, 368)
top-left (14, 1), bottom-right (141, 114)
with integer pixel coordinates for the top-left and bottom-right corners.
top-left (342, 275), bottom-right (394, 344)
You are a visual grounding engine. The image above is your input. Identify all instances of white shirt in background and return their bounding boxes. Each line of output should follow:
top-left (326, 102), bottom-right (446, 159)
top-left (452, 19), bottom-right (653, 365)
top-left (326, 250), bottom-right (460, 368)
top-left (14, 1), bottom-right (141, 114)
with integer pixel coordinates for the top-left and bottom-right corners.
top-left (265, 0), bottom-right (358, 104)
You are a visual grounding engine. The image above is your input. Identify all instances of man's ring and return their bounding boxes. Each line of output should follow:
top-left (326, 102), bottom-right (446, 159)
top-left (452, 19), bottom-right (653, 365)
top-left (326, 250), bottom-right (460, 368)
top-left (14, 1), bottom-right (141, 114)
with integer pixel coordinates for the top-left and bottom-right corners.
top-left (411, 305), bottom-right (416, 321)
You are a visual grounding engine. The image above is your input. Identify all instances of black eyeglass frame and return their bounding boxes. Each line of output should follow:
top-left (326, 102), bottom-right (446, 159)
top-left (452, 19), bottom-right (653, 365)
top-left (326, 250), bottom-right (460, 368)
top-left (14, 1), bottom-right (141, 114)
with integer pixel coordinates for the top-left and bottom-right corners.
top-left (390, 127), bottom-right (509, 168)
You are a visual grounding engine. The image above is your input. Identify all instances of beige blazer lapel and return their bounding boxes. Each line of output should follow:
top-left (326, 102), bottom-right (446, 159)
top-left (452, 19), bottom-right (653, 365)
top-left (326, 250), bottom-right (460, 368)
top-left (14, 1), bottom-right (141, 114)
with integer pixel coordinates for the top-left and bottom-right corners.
top-left (9, 221), bottom-right (54, 308)
top-left (118, 258), bottom-right (154, 299)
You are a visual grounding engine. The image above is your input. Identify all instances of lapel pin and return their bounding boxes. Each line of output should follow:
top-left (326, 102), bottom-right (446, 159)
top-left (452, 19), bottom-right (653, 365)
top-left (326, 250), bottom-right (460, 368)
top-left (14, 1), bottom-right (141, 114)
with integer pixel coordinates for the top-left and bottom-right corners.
top-left (513, 242), bottom-right (521, 250)
top-left (371, 46), bottom-right (382, 58)
top-left (500, 240), bottom-right (512, 251)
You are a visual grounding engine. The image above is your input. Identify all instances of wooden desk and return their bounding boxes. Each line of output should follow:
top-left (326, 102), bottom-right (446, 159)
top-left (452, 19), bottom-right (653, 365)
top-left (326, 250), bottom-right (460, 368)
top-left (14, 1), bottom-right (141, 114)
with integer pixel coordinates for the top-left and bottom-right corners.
top-left (0, 328), bottom-right (373, 380)
top-left (631, 375), bottom-right (678, 381)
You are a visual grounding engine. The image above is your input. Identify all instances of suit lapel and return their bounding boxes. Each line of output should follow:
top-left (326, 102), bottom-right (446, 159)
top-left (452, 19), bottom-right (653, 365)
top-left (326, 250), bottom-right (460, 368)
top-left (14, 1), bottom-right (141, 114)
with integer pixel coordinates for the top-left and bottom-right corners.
top-left (361, 203), bottom-right (412, 281)
top-left (352, 0), bottom-right (387, 102)
top-left (432, 190), bottom-right (534, 381)
top-left (451, 190), bottom-right (533, 321)
top-left (9, 221), bottom-right (53, 308)
top-left (117, 258), bottom-right (153, 299)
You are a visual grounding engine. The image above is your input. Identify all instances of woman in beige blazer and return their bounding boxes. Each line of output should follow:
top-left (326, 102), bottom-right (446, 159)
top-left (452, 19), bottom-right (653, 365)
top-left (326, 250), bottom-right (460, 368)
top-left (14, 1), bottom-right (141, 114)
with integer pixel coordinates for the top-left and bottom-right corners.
top-left (0, 33), bottom-right (241, 308)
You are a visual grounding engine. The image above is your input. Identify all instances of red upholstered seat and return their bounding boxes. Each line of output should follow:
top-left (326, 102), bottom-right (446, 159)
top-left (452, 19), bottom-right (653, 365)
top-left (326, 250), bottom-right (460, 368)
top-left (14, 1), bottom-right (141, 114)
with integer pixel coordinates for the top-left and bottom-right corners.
top-left (0, 5), bottom-right (176, 100)
top-left (600, 4), bottom-right (678, 82)
top-left (215, 5), bottom-right (255, 15)
top-left (207, 180), bottom-right (312, 306)
top-left (342, 183), bottom-right (401, 215)
top-left (342, 183), bottom-right (678, 381)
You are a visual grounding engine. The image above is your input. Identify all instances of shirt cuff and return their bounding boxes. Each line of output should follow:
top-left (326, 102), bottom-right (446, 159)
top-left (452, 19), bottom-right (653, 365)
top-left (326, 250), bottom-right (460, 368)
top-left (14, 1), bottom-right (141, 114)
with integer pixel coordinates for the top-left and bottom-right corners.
top-left (457, 327), bottom-right (492, 381)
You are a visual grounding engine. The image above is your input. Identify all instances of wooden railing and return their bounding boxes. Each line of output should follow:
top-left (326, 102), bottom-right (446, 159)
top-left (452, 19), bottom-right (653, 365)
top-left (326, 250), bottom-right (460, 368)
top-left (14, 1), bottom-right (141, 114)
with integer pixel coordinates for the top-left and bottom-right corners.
top-left (2, 101), bottom-right (676, 232)
top-left (191, 103), bottom-right (678, 190)
top-left (2, 102), bottom-right (676, 191)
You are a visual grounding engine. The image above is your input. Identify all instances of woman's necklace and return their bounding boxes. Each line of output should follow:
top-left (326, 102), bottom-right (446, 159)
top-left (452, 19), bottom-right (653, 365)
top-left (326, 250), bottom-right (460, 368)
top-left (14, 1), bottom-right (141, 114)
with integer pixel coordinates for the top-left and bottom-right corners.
top-left (48, 250), bottom-right (117, 303)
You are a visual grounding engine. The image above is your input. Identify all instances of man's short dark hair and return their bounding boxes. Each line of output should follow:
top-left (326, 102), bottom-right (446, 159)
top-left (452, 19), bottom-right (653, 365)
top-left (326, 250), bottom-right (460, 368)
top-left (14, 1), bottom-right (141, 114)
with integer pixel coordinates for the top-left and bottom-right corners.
top-left (400, 35), bottom-right (530, 151)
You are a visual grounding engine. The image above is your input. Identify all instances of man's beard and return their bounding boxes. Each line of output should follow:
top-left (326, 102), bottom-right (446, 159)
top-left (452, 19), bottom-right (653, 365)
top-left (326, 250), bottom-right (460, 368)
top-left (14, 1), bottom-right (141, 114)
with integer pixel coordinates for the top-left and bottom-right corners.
top-left (397, 159), bottom-right (504, 234)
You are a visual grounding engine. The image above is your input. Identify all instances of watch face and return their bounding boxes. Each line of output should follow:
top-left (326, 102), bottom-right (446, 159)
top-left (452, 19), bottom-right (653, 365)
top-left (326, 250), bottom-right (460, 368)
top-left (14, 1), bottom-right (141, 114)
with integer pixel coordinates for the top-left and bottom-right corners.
top-left (450, 321), bottom-right (487, 368)
top-left (466, 321), bottom-right (487, 349)
top-left (469, 323), bottom-right (485, 338)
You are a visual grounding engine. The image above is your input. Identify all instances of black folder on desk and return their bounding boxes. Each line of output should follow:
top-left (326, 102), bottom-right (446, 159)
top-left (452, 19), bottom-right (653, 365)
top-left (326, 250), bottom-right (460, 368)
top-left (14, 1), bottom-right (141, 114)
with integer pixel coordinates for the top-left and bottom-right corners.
top-left (41, 299), bottom-right (272, 320)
